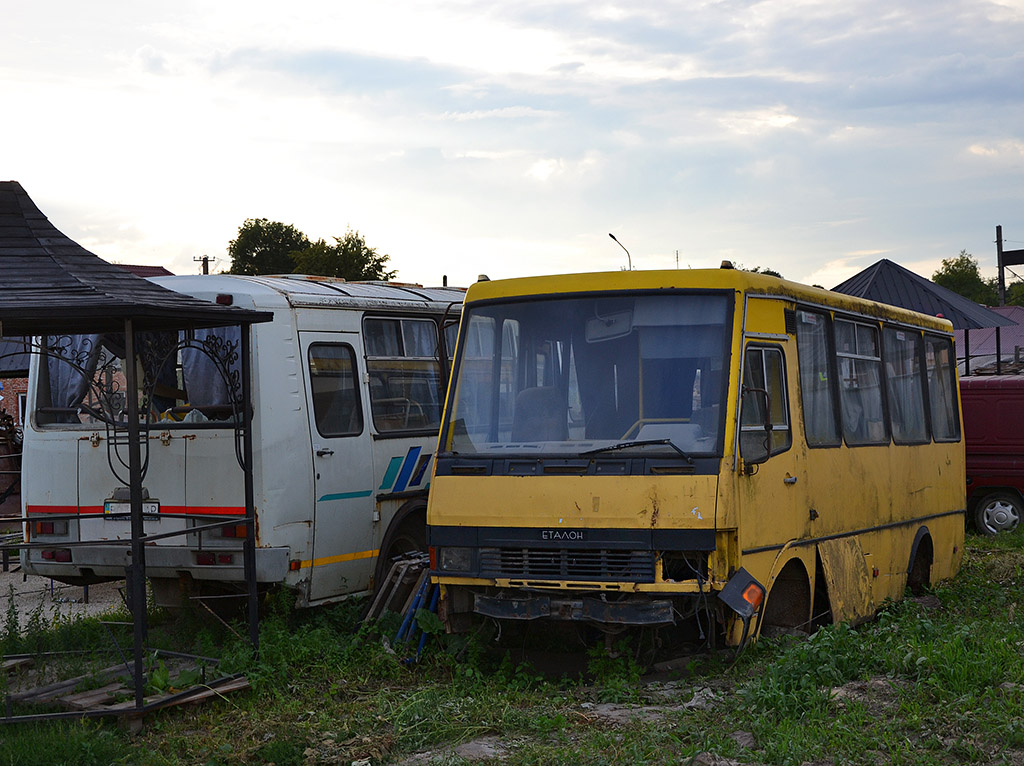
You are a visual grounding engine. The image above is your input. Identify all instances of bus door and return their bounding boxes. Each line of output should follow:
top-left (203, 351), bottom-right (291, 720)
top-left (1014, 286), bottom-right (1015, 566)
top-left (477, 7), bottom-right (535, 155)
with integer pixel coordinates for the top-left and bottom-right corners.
top-left (738, 336), bottom-right (809, 550)
top-left (301, 333), bottom-right (376, 602)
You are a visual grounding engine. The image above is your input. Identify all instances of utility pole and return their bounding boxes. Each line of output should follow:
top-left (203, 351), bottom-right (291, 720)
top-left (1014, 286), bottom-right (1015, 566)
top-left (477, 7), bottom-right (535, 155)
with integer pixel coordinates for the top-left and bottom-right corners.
top-left (194, 255), bottom-right (212, 275)
top-left (998, 225), bottom-right (1024, 306)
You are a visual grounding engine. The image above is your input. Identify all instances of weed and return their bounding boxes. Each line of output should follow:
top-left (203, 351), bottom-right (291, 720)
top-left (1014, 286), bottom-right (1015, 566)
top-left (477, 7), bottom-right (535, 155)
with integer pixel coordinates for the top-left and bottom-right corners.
top-left (587, 639), bottom-right (642, 703)
top-left (1, 532), bottom-right (1023, 765)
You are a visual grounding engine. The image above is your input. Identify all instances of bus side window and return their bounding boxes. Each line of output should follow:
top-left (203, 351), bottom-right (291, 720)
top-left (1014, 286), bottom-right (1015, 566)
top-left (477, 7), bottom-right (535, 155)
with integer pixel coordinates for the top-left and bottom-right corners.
top-left (308, 343), bottom-right (363, 437)
top-left (740, 346), bottom-right (791, 463)
top-left (836, 320), bottom-right (888, 446)
top-left (363, 317), bottom-right (444, 434)
top-left (883, 327), bottom-right (927, 443)
top-left (795, 310), bottom-right (840, 446)
top-left (924, 335), bottom-right (960, 441)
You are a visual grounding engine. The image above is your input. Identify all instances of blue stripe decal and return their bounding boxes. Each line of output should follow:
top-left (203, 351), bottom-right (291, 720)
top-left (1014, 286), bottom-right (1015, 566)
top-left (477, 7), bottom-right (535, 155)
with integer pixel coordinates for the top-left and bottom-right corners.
top-left (410, 454), bottom-right (432, 487)
top-left (319, 490), bottom-right (373, 502)
top-left (379, 456), bottom-right (403, 490)
top-left (392, 446), bottom-right (422, 493)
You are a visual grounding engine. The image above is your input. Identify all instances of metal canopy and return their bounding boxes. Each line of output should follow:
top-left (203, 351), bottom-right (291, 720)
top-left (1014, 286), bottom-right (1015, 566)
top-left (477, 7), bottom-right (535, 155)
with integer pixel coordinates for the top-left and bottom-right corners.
top-left (832, 258), bottom-right (1014, 331)
top-left (0, 181), bottom-right (272, 336)
top-left (0, 180), bottom-right (271, 721)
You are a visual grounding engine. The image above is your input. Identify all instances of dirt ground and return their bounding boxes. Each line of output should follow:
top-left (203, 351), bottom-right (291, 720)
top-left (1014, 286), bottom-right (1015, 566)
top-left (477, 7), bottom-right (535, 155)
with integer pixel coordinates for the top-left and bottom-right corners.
top-left (0, 563), bottom-right (126, 630)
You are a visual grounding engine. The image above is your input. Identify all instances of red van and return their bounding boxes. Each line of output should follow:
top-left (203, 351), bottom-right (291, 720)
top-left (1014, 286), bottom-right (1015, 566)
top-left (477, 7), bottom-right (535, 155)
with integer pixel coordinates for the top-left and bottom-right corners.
top-left (960, 374), bottom-right (1024, 534)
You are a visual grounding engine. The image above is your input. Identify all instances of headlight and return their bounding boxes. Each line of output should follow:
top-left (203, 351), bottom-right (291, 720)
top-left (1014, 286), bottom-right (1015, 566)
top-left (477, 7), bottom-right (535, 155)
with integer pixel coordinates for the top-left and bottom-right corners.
top-left (438, 546), bottom-right (472, 572)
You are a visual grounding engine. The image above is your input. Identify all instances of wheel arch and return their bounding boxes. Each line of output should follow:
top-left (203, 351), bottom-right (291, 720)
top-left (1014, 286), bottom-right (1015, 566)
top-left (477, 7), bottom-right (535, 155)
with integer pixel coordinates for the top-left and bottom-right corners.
top-left (757, 553), bottom-right (812, 637)
top-left (906, 525), bottom-right (933, 594)
top-left (372, 495), bottom-right (428, 590)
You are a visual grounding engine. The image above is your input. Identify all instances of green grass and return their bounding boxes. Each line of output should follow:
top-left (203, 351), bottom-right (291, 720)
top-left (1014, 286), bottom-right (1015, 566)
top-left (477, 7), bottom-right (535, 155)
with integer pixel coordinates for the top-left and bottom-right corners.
top-left (3, 529), bottom-right (1024, 764)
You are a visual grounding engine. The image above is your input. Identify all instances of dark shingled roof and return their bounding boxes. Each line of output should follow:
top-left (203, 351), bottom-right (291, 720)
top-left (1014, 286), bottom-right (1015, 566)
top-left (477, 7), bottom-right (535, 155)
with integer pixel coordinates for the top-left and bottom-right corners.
top-left (0, 181), bottom-right (271, 336)
top-left (832, 258), bottom-right (1014, 330)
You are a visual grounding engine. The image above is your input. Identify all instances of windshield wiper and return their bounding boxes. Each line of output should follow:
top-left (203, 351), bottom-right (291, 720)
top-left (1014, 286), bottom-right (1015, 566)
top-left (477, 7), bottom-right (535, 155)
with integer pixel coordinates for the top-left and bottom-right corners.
top-left (580, 438), bottom-right (693, 464)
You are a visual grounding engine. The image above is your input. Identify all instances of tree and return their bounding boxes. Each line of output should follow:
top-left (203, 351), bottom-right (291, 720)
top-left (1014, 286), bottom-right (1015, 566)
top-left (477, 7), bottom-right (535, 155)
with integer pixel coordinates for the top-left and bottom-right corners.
top-left (1006, 281), bottom-right (1024, 307)
top-left (227, 219), bottom-right (310, 276)
top-left (291, 229), bottom-right (396, 281)
top-left (932, 250), bottom-right (998, 305)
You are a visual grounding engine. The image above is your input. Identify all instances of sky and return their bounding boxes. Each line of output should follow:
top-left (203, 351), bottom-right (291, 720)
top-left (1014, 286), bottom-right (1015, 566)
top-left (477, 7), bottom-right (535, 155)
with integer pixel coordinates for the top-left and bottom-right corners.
top-left (3, 1), bottom-right (1024, 289)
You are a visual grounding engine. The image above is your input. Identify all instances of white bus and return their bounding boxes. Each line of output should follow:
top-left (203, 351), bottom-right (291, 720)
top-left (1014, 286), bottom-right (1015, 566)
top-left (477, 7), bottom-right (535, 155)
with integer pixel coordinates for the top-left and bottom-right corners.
top-left (21, 274), bottom-right (462, 607)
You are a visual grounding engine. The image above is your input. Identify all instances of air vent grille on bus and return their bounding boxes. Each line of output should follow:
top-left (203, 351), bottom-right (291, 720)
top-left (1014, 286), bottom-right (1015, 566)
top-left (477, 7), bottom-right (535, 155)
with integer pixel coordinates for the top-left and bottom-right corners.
top-left (478, 548), bottom-right (657, 583)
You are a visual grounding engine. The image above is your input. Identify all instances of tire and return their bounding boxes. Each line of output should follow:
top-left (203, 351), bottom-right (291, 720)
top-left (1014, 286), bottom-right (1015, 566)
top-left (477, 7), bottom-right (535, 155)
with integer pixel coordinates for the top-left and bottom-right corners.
top-left (973, 492), bottom-right (1022, 535)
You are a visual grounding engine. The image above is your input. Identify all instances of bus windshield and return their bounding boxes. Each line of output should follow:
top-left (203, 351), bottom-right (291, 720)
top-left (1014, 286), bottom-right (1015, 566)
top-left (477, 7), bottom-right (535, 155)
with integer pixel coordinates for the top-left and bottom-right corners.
top-left (445, 292), bottom-right (732, 456)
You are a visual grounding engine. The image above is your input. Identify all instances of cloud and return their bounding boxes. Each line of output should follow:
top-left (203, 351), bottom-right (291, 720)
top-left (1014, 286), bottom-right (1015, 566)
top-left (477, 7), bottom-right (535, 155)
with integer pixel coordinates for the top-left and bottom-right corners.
top-left (968, 140), bottom-right (1024, 160)
top-left (441, 106), bottom-right (557, 121)
top-left (133, 45), bottom-right (169, 75)
top-left (717, 106), bottom-right (800, 136)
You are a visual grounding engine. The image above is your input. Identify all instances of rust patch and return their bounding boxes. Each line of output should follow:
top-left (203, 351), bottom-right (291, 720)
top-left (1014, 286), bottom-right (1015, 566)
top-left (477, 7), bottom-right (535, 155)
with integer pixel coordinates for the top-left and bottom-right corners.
top-left (649, 497), bottom-right (660, 528)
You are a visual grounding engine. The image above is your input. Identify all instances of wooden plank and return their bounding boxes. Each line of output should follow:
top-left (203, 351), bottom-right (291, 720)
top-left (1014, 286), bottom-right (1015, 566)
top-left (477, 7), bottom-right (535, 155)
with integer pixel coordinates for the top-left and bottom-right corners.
top-left (60, 682), bottom-right (128, 711)
top-left (363, 560), bottom-right (411, 622)
top-left (103, 676), bottom-right (251, 712)
top-left (2, 657), bottom-right (33, 674)
top-left (9, 661), bottom-right (135, 703)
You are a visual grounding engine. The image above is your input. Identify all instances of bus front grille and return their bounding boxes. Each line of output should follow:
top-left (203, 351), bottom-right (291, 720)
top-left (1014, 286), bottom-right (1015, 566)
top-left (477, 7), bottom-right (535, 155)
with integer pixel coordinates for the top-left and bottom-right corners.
top-left (478, 548), bottom-right (657, 583)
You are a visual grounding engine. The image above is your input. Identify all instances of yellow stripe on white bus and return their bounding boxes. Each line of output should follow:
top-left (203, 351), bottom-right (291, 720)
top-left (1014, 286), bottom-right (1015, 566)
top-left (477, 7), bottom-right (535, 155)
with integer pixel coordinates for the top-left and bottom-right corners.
top-left (297, 549), bottom-right (380, 569)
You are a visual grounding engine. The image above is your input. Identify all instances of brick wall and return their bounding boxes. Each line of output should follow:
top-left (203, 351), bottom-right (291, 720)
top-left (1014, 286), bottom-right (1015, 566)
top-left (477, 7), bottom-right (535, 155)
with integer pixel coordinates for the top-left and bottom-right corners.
top-left (0, 377), bottom-right (27, 427)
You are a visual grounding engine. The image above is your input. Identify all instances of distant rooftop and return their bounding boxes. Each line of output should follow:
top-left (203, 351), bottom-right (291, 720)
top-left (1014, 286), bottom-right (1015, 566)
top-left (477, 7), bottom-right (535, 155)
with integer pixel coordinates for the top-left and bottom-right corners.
top-left (118, 264), bottom-right (174, 278)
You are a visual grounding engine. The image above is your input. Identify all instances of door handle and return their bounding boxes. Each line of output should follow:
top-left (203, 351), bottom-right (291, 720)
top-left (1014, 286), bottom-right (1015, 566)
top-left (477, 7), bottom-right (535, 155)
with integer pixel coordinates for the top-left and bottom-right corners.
top-left (783, 475), bottom-right (797, 485)
top-left (316, 448), bottom-right (335, 457)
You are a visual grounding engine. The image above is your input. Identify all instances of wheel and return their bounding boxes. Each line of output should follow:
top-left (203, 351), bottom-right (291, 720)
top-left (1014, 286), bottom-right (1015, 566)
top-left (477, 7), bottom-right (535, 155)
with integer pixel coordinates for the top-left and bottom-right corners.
top-left (973, 492), bottom-right (1022, 535)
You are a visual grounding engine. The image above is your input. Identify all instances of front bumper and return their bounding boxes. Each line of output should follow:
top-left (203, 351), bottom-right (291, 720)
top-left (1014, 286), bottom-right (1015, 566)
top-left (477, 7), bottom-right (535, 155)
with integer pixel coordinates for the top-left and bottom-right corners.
top-left (474, 591), bottom-right (674, 625)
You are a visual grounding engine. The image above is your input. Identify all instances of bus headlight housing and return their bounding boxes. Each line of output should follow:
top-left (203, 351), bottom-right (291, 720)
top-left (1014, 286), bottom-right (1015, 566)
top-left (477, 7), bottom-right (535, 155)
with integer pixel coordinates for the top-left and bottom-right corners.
top-left (438, 546), bottom-right (473, 572)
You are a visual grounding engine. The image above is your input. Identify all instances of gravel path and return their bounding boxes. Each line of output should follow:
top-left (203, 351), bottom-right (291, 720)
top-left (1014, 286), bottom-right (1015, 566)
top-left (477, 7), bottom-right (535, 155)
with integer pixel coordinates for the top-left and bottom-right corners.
top-left (0, 564), bottom-right (125, 630)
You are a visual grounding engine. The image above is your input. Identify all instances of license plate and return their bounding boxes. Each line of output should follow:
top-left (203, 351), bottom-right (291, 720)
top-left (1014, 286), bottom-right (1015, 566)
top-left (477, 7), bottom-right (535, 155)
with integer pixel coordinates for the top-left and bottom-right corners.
top-left (103, 501), bottom-right (160, 518)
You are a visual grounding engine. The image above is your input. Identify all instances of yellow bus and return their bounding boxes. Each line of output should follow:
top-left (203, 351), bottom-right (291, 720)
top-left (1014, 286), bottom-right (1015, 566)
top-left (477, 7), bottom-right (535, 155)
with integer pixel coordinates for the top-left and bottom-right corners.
top-left (426, 266), bottom-right (964, 647)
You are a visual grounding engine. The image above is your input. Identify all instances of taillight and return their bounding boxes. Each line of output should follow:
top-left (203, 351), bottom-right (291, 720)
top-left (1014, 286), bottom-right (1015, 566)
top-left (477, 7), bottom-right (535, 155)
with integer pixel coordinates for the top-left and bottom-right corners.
top-left (196, 552), bottom-right (216, 566)
top-left (221, 525), bottom-right (248, 539)
top-left (33, 521), bottom-right (68, 536)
